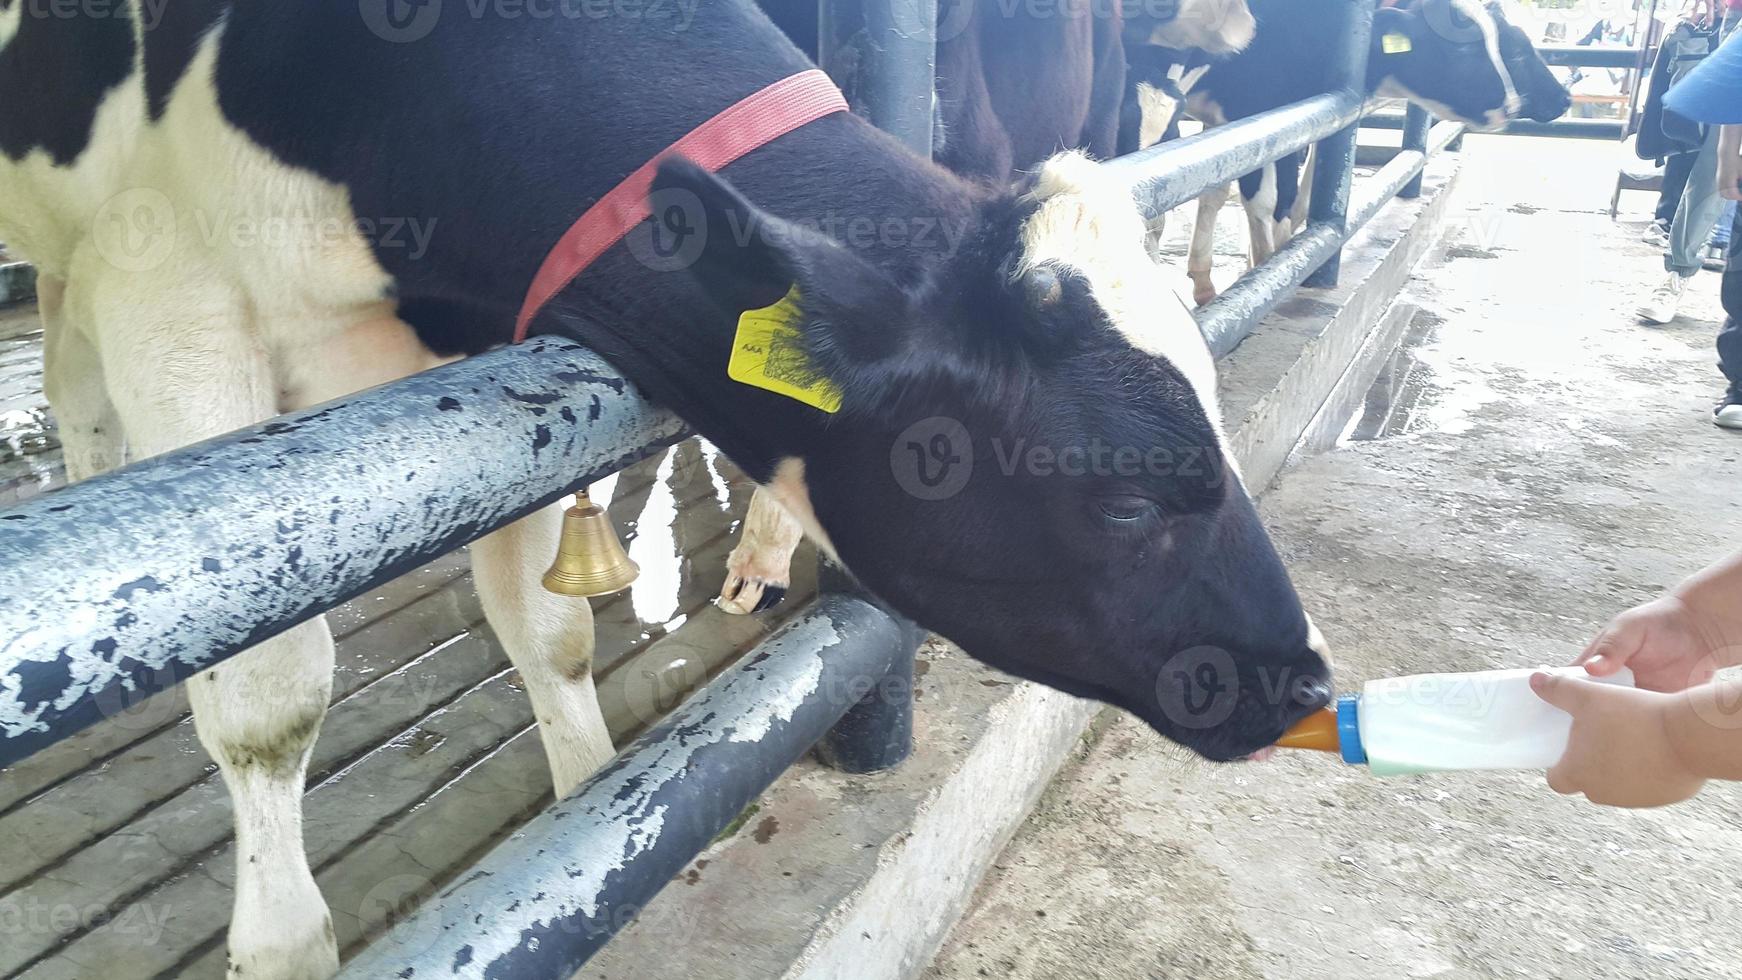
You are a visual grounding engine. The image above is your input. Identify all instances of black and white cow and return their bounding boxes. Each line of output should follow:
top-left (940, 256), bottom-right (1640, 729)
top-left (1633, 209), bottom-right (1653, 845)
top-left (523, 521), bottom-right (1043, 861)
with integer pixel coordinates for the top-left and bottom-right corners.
top-left (727, 0), bottom-right (1259, 614)
top-left (760, 0), bottom-right (1256, 183)
top-left (1123, 0), bottom-right (1571, 304)
top-left (0, 2), bottom-right (1329, 976)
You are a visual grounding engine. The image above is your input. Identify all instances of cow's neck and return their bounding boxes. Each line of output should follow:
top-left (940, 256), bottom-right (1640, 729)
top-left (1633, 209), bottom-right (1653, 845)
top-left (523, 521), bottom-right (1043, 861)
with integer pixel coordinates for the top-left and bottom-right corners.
top-left (549, 113), bottom-right (982, 483)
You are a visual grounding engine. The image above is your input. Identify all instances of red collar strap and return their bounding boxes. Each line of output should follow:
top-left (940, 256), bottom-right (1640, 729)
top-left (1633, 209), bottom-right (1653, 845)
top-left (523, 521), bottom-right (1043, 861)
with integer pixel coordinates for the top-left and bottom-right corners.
top-left (514, 69), bottom-right (849, 343)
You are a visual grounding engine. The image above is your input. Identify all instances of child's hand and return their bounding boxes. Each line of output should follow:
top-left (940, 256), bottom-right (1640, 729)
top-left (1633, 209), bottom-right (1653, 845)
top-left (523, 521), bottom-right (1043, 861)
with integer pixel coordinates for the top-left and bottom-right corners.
top-left (1530, 673), bottom-right (1706, 807)
top-left (1575, 596), bottom-right (1725, 692)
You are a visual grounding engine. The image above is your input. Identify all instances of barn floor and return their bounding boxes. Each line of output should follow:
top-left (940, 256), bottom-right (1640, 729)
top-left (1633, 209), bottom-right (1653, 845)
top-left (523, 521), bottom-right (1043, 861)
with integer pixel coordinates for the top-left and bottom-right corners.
top-left (928, 135), bottom-right (1742, 979)
top-left (0, 307), bottom-right (816, 976)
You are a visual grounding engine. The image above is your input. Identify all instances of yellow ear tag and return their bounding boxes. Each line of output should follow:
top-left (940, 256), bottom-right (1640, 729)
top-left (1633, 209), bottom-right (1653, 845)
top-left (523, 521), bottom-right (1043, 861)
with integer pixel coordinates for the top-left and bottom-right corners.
top-left (1382, 32), bottom-right (1413, 55)
top-left (727, 287), bottom-right (843, 414)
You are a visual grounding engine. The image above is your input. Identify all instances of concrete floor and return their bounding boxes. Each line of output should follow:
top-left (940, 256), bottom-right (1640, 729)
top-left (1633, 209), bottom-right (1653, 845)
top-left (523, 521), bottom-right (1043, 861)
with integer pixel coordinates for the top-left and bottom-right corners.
top-left (928, 136), bottom-right (1742, 979)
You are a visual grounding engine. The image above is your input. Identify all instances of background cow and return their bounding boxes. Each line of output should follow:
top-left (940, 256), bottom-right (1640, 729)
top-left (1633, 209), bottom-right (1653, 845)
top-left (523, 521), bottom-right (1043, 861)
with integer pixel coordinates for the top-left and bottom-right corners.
top-left (1122, 0), bottom-right (1572, 304)
top-left (0, 1), bottom-right (1329, 977)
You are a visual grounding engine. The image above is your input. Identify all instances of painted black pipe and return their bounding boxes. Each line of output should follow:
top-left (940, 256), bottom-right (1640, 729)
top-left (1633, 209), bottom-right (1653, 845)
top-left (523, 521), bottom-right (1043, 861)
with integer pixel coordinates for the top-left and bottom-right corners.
top-left (336, 593), bottom-right (910, 979)
top-left (1364, 113), bottom-right (1626, 141)
top-left (1400, 104), bottom-right (1433, 199)
top-left (1536, 44), bottom-right (1645, 69)
top-left (1303, 0), bottom-right (1376, 289)
top-left (857, 0), bottom-right (937, 155)
top-left (0, 338), bottom-right (686, 767)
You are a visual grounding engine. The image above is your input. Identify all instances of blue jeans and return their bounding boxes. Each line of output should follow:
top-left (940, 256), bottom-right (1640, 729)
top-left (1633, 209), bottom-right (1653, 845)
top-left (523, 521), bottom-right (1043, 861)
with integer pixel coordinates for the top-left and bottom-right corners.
top-left (1715, 201), bottom-right (1737, 250)
top-left (1722, 204), bottom-right (1741, 391)
top-left (1667, 15), bottom-right (1739, 276)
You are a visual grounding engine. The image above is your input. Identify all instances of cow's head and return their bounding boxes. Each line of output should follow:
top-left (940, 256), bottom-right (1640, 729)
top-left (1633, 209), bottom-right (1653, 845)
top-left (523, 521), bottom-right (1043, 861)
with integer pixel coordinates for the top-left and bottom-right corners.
top-left (656, 152), bottom-right (1331, 761)
top-left (1372, 0), bottom-right (1571, 129)
top-left (1124, 0), bottom-right (1258, 55)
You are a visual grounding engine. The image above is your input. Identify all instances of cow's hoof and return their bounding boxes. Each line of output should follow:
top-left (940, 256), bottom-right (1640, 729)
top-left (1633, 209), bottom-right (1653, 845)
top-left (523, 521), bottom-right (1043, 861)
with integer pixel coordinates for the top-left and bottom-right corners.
top-left (1192, 284), bottom-right (1219, 307)
top-left (226, 914), bottom-right (338, 980)
top-left (718, 570), bottom-right (789, 615)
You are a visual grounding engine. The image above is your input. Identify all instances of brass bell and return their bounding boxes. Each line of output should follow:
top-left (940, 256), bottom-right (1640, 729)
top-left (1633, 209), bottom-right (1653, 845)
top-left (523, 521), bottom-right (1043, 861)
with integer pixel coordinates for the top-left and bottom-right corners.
top-left (542, 488), bottom-right (639, 597)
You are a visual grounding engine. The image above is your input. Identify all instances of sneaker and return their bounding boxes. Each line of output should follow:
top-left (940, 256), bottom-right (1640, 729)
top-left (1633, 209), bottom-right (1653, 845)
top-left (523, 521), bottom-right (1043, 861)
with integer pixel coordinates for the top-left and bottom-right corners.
top-left (1704, 243), bottom-right (1729, 272)
top-left (1642, 219), bottom-right (1672, 247)
top-left (1637, 273), bottom-right (1691, 324)
top-left (1719, 389), bottom-right (1742, 430)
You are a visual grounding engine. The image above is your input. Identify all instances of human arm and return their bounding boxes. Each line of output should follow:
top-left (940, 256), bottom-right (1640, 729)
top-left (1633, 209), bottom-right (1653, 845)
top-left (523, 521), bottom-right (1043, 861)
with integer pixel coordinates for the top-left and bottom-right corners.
top-left (1577, 548), bottom-right (1742, 691)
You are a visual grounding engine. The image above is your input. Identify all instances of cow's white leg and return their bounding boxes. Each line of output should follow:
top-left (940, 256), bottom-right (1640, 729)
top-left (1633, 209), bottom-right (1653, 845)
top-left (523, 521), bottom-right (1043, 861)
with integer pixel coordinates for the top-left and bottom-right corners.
top-left (1188, 183), bottom-right (1230, 306)
top-left (1288, 147), bottom-right (1315, 234)
top-left (39, 276), bottom-right (125, 481)
top-left (1245, 163), bottom-right (1280, 269)
top-left (79, 255), bottom-right (339, 980)
top-left (470, 502), bottom-right (616, 794)
top-left (717, 485), bottom-right (805, 615)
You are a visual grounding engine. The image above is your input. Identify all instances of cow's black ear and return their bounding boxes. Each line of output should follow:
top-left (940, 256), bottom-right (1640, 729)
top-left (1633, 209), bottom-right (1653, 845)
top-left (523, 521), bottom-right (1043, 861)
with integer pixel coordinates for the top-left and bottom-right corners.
top-left (651, 157), bottom-right (914, 366)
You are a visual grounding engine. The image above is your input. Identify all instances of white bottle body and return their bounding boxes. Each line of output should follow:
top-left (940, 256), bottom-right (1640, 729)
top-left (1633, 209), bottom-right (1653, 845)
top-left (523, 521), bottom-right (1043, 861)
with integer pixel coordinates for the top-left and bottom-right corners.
top-left (1356, 665), bottom-right (1635, 776)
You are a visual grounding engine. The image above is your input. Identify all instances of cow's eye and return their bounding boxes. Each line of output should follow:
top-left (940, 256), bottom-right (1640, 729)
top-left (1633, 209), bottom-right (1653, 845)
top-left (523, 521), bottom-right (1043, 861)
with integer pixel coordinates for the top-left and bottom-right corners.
top-left (1096, 495), bottom-right (1159, 523)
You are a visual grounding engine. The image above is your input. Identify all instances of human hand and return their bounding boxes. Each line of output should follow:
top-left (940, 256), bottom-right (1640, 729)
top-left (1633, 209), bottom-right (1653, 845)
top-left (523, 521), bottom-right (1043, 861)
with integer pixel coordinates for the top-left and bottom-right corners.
top-left (1576, 595), bottom-right (1727, 692)
top-left (1530, 672), bottom-right (1706, 807)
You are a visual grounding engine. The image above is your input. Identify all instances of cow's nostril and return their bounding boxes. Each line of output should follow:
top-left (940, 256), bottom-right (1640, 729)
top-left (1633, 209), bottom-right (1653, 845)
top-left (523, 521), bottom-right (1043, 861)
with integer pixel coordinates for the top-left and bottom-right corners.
top-left (1294, 675), bottom-right (1332, 710)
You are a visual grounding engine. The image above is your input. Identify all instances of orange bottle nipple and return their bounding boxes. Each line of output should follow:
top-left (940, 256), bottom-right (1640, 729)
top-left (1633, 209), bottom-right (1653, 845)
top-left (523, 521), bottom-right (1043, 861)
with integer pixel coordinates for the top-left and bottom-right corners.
top-left (1276, 706), bottom-right (1341, 753)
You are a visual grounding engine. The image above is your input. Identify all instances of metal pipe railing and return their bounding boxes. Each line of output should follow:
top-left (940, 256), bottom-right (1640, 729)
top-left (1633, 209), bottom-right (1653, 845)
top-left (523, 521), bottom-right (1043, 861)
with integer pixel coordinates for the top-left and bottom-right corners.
top-left (338, 593), bottom-right (917, 980)
top-left (1536, 44), bottom-right (1645, 68)
top-left (0, 338), bottom-right (686, 767)
top-left (1107, 92), bottom-right (1365, 221)
top-left (1363, 112), bottom-right (1626, 141)
top-left (1196, 119), bottom-right (1464, 357)
top-left (1399, 104), bottom-right (1432, 199)
top-left (1302, 0), bottom-right (1376, 289)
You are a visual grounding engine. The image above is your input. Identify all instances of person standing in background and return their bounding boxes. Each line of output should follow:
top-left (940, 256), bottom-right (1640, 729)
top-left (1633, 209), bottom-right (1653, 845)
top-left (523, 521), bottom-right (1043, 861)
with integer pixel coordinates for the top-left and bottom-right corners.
top-left (1638, 0), bottom-right (1740, 323)
top-left (1658, 25), bottom-right (1742, 427)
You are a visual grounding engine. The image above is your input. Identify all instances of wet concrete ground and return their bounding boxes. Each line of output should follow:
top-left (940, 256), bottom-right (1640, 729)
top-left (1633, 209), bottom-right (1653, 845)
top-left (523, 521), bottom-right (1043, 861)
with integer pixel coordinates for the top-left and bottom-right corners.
top-left (0, 304), bottom-right (805, 976)
top-left (928, 135), bottom-right (1742, 979)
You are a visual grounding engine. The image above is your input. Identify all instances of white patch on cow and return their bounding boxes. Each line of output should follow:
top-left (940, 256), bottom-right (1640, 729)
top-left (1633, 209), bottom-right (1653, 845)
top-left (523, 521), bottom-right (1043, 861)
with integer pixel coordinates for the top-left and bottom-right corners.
top-left (4, 16), bottom-right (620, 980)
top-left (1375, 78), bottom-right (1507, 132)
top-left (1144, 0), bottom-right (1257, 55)
top-left (1243, 162), bottom-right (1279, 269)
top-left (1017, 151), bottom-right (1221, 420)
top-left (1452, 0), bottom-right (1524, 117)
top-left (1135, 82), bottom-right (1176, 155)
top-left (0, 2), bottom-right (21, 50)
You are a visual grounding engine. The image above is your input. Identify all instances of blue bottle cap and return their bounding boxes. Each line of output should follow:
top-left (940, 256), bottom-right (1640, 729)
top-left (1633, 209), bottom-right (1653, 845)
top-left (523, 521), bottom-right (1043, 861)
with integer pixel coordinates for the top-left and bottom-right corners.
top-left (1336, 694), bottom-right (1367, 765)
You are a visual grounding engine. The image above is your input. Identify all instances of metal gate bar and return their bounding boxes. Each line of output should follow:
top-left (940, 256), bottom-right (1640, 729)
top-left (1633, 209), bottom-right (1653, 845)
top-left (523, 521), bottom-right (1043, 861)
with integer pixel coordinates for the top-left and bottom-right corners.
top-left (337, 593), bottom-right (915, 979)
top-left (0, 338), bottom-right (685, 766)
